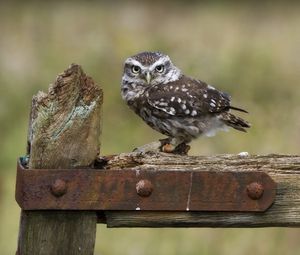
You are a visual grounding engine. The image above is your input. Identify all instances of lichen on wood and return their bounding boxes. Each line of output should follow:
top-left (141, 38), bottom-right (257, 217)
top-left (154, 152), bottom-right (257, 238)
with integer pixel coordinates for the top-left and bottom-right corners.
top-left (18, 64), bottom-right (102, 255)
top-left (27, 64), bottom-right (103, 169)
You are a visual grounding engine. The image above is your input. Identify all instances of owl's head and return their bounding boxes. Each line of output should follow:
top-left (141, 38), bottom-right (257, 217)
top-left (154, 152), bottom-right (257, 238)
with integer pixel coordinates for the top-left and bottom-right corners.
top-left (122, 52), bottom-right (181, 86)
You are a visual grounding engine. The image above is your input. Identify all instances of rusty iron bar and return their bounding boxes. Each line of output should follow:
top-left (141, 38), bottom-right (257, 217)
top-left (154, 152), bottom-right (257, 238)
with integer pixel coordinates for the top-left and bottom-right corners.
top-left (15, 159), bottom-right (276, 212)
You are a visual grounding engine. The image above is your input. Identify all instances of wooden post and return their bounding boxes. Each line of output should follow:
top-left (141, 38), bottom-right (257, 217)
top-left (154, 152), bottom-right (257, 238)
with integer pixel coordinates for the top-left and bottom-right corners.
top-left (17, 64), bottom-right (103, 255)
top-left (100, 152), bottom-right (300, 227)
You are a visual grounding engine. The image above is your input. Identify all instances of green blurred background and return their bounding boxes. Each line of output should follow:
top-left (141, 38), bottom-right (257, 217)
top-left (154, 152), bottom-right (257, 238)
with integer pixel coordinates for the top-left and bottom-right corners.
top-left (0, 1), bottom-right (300, 254)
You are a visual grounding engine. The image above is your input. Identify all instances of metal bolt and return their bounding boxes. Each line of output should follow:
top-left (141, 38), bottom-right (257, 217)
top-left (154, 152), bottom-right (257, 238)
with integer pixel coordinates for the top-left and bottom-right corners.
top-left (51, 179), bottom-right (67, 197)
top-left (136, 179), bottom-right (153, 197)
top-left (247, 182), bottom-right (264, 200)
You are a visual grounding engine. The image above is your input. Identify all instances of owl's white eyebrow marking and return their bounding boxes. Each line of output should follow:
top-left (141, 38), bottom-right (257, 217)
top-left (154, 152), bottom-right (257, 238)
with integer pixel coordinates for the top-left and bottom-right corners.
top-left (149, 56), bottom-right (170, 71)
top-left (125, 58), bottom-right (144, 68)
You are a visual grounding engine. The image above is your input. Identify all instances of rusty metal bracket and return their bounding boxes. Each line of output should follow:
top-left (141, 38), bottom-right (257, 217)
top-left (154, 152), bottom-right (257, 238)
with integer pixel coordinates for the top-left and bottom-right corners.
top-left (16, 159), bottom-right (276, 212)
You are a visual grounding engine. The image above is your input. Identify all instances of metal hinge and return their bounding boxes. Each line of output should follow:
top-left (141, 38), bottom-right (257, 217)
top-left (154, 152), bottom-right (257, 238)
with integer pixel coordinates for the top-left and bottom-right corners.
top-left (16, 159), bottom-right (276, 212)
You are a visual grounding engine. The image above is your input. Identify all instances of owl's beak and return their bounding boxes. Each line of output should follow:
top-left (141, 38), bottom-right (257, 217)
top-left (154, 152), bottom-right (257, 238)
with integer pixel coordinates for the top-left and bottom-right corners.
top-left (145, 72), bottom-right (151, 84)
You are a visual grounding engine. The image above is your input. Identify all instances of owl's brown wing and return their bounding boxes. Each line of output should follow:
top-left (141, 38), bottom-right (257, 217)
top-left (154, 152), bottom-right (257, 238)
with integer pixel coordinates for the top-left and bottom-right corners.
top-left (146, 75), bottom-right (233, 117)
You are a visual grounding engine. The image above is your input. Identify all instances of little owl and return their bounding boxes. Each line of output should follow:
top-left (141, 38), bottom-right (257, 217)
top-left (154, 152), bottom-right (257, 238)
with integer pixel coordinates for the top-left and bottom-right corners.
top-left (121, 51), bottom-right (250, 153)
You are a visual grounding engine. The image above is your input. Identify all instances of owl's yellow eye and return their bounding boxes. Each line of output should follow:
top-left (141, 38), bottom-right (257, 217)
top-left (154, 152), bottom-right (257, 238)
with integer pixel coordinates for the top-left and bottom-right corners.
top-left (155, 65), bottom-right (165, 73)
top-left (131, 65), bottom-right (141, 74)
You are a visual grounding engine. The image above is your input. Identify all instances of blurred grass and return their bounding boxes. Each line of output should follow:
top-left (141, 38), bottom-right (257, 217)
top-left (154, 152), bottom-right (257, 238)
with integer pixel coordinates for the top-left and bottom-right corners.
top-left (0, 1), bottom-right (300, 254)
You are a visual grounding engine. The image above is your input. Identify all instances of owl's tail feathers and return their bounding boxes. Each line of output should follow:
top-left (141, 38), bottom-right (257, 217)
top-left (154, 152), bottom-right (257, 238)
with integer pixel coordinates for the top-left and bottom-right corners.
top-left (220, 113), bottom-right (251, 132)
top-left (229, 106), bottom-right (249, 113)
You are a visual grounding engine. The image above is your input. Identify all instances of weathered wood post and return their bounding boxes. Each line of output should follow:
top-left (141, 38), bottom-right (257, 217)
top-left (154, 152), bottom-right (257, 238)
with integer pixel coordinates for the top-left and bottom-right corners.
top-left (17, 64), bottom-right (103, 255)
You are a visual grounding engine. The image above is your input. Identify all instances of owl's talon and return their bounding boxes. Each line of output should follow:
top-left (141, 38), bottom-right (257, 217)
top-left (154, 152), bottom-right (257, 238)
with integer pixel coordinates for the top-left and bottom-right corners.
top-left (161, 143), bottom-right (175, 153)
top-left (173, 143), bottom-right (190, 155)
top-left (160, 140), bottom-right (190, 155)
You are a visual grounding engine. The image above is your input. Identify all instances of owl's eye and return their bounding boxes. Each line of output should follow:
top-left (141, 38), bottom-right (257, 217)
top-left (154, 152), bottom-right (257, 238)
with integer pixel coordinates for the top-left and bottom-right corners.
top-left (155, 65), bottom-right (165, 73)
top-left (131, 65), bottom-right (141, 74)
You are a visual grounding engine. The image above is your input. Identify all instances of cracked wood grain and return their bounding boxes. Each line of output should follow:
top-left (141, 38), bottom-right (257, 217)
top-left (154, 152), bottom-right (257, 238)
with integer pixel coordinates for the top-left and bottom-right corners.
top-left (17, 64), bottom-right (102, 255)
top-left (100, 152), bottom-right (300, 227)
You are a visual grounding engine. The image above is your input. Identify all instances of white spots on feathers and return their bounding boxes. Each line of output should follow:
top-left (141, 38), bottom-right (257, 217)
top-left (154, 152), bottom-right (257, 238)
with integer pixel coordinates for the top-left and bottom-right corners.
top-left (159, 102), bottom-right (168, 106)
top-left (171, 96), bottom-right (175, 102)
top-left (185, 109), bottom-right (190, 115)
top-left (181, 104), bottom-right (187, 110)
top-left (191, 110), bottom-right (197, 116)
top-left (203, 93), bottom-right (208, 98)
top-left (177, 98), bottom-right (182, 103)
top-left (210, 102), bottom-right (216, 107)
top-left (169, 107), bottom-right (176, 115)
top-left (208, 84), bottom-right (216, 90)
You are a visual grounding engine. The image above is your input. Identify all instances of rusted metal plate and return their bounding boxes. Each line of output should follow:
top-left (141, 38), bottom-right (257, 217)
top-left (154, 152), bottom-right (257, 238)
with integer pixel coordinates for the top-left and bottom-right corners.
top-left (16, 160), bottom-right (276, 212)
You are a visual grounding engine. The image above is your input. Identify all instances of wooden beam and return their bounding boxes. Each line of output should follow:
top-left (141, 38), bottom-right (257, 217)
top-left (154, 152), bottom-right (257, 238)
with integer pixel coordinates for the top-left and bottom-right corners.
top-left (17, 64), bottom-right (103, 255)
top-left (102, 153), bottom-right (300, 227)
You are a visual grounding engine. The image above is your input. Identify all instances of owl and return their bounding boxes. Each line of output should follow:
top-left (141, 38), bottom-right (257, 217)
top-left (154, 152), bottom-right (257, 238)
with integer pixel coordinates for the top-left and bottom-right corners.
top-left (121, 51), bottom-right (250, 153)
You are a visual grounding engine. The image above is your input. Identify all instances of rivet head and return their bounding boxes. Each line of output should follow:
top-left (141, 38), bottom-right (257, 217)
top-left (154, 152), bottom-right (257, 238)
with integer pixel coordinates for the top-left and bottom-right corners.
top-left (247, 182), bottom-right (264, 200)
top-left (136, 179), bottom-right (153, 197)
top-left (51, 179), bottom-right (67, 197)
